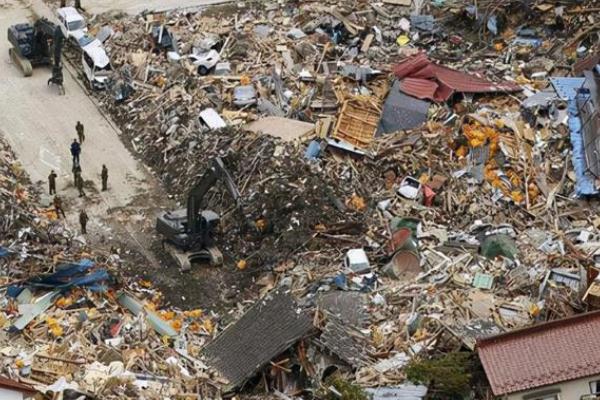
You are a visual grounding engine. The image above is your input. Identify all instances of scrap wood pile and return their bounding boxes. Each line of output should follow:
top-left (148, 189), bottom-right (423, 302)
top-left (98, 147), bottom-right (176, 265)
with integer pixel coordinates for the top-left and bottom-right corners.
top-left (0, 139), bottom-right (36, 237)
top-left (11, 0), bottom-right (600, 397)
top-left (0, 137), bottom-right (224, 398)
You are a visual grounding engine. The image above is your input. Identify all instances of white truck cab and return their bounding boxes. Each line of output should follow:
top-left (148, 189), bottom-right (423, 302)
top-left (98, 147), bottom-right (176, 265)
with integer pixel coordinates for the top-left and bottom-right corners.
top-left (82, 45), bottom-right (111, 90)
top-left (56, 7), bottom-right (87, 43)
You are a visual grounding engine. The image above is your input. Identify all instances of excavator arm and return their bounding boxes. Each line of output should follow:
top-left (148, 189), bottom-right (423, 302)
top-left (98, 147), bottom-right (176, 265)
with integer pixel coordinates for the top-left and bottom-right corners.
top-left (32, 18), bottom-right (63, 62)
top-left (32, 18), bottom-right (64, 89)
top-left (186, 157), bottom-right (241, 235)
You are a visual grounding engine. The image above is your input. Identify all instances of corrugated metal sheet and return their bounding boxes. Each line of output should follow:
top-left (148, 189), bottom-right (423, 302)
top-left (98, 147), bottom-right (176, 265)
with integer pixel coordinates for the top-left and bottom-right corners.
top-left (393, 54), bottom-right (521, 101)
top-left (579, 70), bottom-right (600, 178)
top-left (569, 96), bottom-right (598, 196)
top-left (432, 63), bottom-right (521, 93)
top-left (393, 53), bottom-right (430, 79)
top-left (366, 384), bottom-right (428, 400)
top-left (550, 77), bottom-right (586, 100)
top-left (398, 78), bottom-right (439, 100)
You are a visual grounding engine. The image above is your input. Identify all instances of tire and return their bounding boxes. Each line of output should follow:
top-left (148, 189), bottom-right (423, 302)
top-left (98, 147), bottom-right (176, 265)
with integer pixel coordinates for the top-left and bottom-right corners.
top-left (197, 65), bottom-right (209, 75)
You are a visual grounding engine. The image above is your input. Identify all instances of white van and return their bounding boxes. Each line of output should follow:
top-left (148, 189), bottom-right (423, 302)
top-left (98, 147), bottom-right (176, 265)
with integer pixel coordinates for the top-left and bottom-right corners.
top-left (82, 46), bottom-right (111, 90)
top-left (56, 7), bottom-right (87, 43)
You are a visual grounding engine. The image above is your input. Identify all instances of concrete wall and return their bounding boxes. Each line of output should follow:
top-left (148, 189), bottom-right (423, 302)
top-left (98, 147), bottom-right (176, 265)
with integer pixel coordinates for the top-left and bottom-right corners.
top-left (0, 388), bottom-right (24, 400)
top-left (506, 374), bottom-right (600, 400)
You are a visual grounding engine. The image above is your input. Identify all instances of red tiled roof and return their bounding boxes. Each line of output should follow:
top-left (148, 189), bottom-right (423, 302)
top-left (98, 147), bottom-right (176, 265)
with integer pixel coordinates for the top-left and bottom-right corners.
top-left (393, 52), bottom-right (430, 79)
top-left (0, 376), bottom-right (37, 395)
top-left (393, 54), bottom-right (521, 102)
top-left (477, 311), bottom-right (600, 396)
top-left (399, 78), bottom-right (439, 100)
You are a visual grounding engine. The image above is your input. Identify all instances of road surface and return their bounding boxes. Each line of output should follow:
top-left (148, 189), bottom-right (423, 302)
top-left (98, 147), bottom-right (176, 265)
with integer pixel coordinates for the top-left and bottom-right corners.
top-left (0, 0), bottom-right (162, 250)
top-left (50, 0), bottom-right (234, 15)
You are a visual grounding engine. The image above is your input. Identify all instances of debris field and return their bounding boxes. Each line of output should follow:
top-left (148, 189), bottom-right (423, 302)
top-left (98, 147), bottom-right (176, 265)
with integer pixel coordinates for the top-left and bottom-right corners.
top-left (1, 0), bottom-right (600, 398)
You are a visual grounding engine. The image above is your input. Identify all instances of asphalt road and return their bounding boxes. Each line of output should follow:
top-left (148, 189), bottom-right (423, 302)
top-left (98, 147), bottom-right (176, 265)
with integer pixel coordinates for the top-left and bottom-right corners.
top-left (52, 0), bottom-right (234, 15)
top-left (0, 0), bottom-right (161, 247)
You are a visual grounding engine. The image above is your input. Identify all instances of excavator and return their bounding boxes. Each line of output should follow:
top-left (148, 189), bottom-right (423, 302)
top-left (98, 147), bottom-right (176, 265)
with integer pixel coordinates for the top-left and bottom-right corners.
top-left (8, 18), bottom-right (65, 92)
top-left (156, 157), bottom-right (243, 271)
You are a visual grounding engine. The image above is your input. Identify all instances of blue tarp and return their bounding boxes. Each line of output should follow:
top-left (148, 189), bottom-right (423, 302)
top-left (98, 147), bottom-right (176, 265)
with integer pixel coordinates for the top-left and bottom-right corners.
top-left (550, 77), bottom-right (586, 100)
top-left (8, 259), bottom-right (110, 294)
top-left (305, 140), bottom-right (321, 160)
top-left (568, 96), bottom-right (599, 196)
top-left (0, 247), bottom-right (9, 258)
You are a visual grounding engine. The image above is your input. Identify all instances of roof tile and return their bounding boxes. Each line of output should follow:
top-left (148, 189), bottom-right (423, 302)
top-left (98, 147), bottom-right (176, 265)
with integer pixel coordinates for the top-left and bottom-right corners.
top-left (393, 54), bottom-right (521, 102)
top-left (477, 311), bottom-right (600, 396)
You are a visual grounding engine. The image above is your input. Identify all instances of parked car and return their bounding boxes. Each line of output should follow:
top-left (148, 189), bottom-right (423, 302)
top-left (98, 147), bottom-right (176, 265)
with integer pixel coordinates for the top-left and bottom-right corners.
top-left (82, 45), bottom-right (111, 90)
top-left (77, 33), bottom-right (102, 50)
top-left (56, 7), bottom-right (87, 44)
top-left (233, 85), bottom-right (257, 107)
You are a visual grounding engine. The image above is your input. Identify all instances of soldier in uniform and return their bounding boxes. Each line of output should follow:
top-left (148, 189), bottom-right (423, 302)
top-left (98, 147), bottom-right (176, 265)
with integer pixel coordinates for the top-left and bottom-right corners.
top-left (101, 165), bottom-right (108, 191)
top-left (53, 196), bottom-right (66, 219)
top-left (76, 121), bottom-right (85, 144)
top-left (79, 210), bottom-right (88, 234)
top-left (48, 170), bottom-right (57, 195)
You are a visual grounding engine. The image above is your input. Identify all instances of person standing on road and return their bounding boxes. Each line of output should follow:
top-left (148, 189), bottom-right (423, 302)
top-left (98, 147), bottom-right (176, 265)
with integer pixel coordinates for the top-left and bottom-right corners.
top-left (79, 209), bottom-right (88, 234)
top-left (101, 165), bottom-right (108, 191)
top-left (53, 196), bottom-right (66, 219)
top-left (72, 164), bottom-right (82, 185)
top-left (76, 121), bottom-right (85, 144)
top-left (75, 172), bottom-right (86, 197)
top-left (48, 170), bottom-right (57, 195)
top-left (70, 139), bottom-right (81, 167)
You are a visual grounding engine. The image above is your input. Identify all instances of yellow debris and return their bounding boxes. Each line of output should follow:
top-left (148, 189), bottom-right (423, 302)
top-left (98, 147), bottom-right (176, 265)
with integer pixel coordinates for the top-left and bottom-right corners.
top-left (202, 319), bottom-right (214, 334)
top-left (56, 297), bottom-right (73, 308)
top-left (171, 319), bottom-right (182, 331)
top-left (240, 75), bottom-right (251, 85)
top-left (348, 194), bottom-right (366, 211)
top-left (160, 310), bottom-right (176, 321)
top-left (396, 35), bottom-right (410, 46)
top-left (511, 191), bottom-right (524, 204)
top-left (184, 309), bottom-right (203, 319)
top-left (46, 317), bottom-right (63, 337)
top-left (139, 279), bottom-right (153, 288)
top-left (189, 322), bottom-right (201, 333)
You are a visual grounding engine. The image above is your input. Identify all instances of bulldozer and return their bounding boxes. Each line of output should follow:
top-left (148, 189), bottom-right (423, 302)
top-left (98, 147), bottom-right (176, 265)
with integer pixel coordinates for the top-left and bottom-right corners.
top-left (8, 18), bottom-right (65, 91)
top-left (156, 157), bottom-right (243, 271)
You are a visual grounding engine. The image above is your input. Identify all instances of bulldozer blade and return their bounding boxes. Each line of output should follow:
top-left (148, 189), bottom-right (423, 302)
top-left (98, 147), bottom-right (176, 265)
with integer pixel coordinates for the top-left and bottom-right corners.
top-left (9, 47), bottom-right (32, 77)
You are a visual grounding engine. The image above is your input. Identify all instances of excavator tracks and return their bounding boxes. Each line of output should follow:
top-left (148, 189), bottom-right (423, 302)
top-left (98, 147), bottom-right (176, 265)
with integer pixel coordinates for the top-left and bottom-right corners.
top-left (9, 47), bottom-right (32, 77)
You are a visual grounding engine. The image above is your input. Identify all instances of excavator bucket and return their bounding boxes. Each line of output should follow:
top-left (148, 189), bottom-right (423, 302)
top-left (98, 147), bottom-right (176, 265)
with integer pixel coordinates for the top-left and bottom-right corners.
top-left (164, 242), bottom-right (223, 271)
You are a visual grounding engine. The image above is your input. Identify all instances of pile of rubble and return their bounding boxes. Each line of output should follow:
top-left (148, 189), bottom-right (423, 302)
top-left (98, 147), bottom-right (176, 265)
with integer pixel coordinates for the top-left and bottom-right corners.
top-left (0, 137), bottom-right (225, 398)
top-left (5, 0), bottom-right (600, 397)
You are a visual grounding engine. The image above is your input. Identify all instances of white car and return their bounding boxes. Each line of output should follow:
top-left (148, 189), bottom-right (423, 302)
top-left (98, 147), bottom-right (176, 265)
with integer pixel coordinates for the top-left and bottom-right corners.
top-left (56, 7), bottom-right (87, 43)
top-left (188, 49), bottom-right (220, 75)
top-left (82, 45), bottom-right (111, 90)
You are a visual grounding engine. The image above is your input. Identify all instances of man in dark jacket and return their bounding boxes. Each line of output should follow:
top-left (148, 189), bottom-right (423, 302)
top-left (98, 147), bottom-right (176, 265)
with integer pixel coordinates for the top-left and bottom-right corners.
top-left (70, 139), bottom-right (81, 167)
